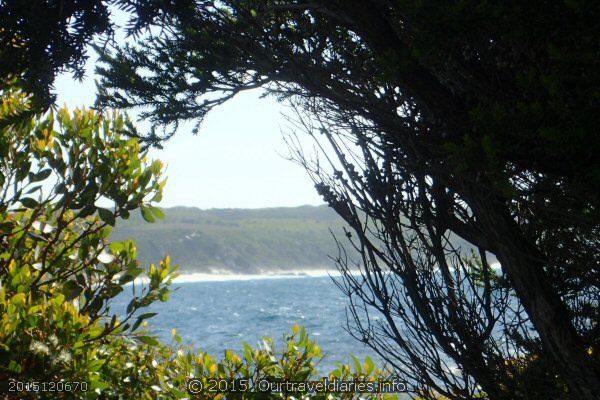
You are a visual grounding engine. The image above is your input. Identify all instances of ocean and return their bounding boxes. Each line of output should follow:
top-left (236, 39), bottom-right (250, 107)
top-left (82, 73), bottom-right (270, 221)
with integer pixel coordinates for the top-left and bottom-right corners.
top-left (112, 272), bottom-right (383, 373)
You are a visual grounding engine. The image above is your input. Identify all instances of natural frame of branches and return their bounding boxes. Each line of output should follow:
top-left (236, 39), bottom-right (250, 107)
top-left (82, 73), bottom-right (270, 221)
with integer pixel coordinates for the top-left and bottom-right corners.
top-left (2, 1), bottom-right (599, 399)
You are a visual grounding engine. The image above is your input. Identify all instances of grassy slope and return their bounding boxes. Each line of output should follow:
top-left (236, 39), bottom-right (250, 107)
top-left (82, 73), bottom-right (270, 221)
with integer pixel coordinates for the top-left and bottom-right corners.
top-left (110, 205), bottom-right (351, 273)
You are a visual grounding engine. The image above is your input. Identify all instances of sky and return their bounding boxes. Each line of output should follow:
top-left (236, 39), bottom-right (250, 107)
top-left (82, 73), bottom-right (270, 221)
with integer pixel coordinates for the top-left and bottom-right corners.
top-left (54, 56), bottom-right (324, 210)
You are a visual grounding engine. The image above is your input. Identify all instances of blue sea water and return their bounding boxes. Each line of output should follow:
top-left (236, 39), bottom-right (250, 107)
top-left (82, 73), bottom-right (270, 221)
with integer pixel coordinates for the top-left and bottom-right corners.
top-left (112, 275), bottom-right (383, 372)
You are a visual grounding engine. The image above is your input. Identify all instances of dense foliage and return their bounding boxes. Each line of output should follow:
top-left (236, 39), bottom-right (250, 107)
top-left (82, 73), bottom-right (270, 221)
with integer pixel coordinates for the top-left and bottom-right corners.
top-left (0, 0), bottom-right (109, 109)
top-left (0, 0), bottom-right (172, 109)
top-left (0, 85), bottom-right (173, 394)
top-left (93, 1), bottom-right (600, 399)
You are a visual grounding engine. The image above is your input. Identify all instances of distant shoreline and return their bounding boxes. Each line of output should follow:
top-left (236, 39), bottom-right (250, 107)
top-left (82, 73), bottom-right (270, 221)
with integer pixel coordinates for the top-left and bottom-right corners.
top-left (172, 268), bottom-right (349, 283)
top-left (122, 267), bottom-right (361, 285)
top-left (125, 262), bottom-right (501, 285)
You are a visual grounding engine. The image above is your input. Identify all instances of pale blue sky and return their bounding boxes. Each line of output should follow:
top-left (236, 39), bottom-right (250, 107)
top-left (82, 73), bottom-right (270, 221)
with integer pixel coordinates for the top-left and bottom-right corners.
top-left (54, 54), bottom-right (324, 209)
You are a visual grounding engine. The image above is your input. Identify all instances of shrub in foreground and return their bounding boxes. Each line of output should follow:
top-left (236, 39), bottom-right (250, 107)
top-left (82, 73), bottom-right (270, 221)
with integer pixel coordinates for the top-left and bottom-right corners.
top-left (0, 89), bottom-right (399, 399)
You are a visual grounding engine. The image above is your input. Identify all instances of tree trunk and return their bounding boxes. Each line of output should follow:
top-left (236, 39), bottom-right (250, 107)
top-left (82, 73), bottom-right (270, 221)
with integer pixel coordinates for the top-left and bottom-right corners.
top-left (474, 197), bottom-right (600, 399)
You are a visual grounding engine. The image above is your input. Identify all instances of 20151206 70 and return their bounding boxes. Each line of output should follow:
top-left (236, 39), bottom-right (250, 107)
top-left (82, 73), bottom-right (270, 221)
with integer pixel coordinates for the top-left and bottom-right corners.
top-left (6, 380), bottom-right (88, 393)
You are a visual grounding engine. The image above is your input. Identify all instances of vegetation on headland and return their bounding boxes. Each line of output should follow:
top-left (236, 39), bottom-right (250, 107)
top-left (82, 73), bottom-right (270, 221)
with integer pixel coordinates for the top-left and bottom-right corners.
top-left (0, 87), bottom-right (398, 399)
top-left (110, 205), bottom-right (352, 273)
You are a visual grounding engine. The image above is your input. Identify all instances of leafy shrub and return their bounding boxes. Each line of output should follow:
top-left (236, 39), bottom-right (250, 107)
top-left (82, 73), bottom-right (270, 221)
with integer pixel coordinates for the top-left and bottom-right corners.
top-left (0, 85), bottom-right (175, 396)
top-left (0, 88), bottom-right (400, 399)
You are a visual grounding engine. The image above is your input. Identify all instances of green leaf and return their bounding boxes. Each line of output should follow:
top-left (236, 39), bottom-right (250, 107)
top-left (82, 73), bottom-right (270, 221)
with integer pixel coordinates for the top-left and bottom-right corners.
top-left (29, 168), bottom-right (52, 182)
top-left (77, 204), bottom-right (96, 218)
top-left (0, 222), bottom-right (14, 233)
top-left (20, 197), bottom-right (39, 208)
top-left (8, 360), bottom-right (22, 373)
top-left (159, 291), bottom-right (170, 302)
top-left (141, 205), bottom-right (155, 223)
top-left (16, 161), bottom-right (31, 181)
top-left (87, 297), bottom-right (103, 314)
top-left (89, 379), bottom-right (110, 390)
top-left (97, 207), bottom-right (115, 226)
top-left (10, 293), bottom-right (26, 305)
top-left (131, 312), bottom-right (158, 331)
top-left (109, 241), bottom-right (124, 253)
top-left (26, 185), bottom-right (42, 194)
top-left (108, 284), bottom-right (124, 298)
top-left (151, 191), bottom-right (163, 202)
top-left (170, 388), bottom-right (188, 398)
top-left (364, 355), bottom-right (375, 375)
top-left (51, 294), bottom-right (65, 306)
top-left (119, 266), bottom-right (143, 285)
top-left (173, 333), bottom-right (182, 344)
top-left (137, 335), bottom-right (159, 346)
top-left (244, 342), bottom-right (253, 363)
top-left (150, 206), bottom-right (165, 220)
top-left (119, 273), bottom-right (135, 285)
top-left (79, 182), bottom-right (98, 204)
top-left (126, 297), bottom-right (138, 314)
top-left (351, 354), bottom-right (362, 373)
top-left (88, 359), bottom-right (105, 372)
top-left (62, 280), bottom-right (82, 301)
